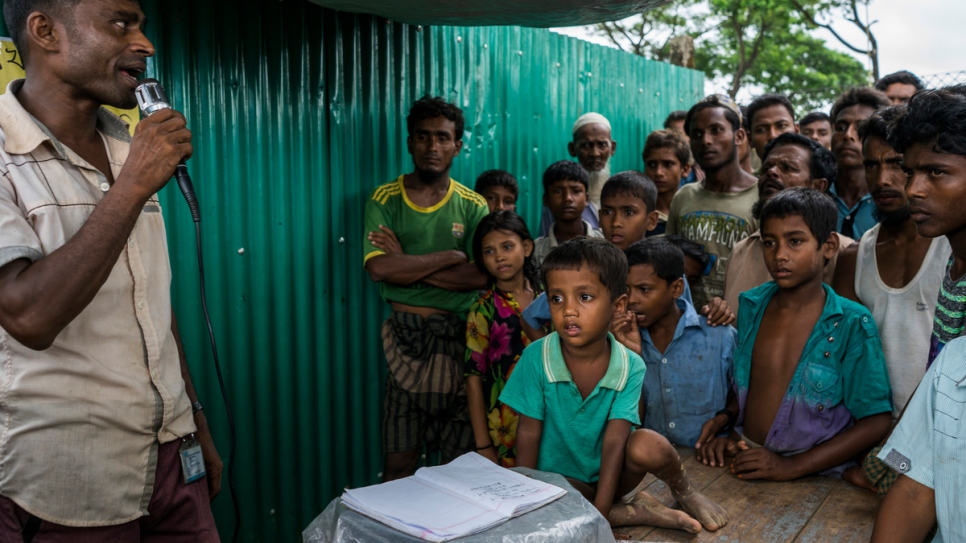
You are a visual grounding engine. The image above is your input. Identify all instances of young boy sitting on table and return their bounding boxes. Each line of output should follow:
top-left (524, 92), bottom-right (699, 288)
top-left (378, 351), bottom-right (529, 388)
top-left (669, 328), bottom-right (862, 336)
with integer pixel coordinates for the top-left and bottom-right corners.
top-left (696, 188), bottom-right (893, 480)
top-left (499, 237), bottom-right (728, 533)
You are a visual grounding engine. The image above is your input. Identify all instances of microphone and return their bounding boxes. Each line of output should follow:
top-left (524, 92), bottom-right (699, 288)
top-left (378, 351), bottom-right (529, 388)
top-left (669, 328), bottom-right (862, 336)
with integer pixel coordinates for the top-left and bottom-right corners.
top-left (134, 78), bottom-right (200, 223)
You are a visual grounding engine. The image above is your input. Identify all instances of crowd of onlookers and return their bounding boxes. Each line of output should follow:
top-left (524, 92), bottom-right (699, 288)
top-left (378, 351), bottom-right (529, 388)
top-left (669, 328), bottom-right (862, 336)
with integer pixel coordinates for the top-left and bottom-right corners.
top-left (364, 69), bottom-right (966, 539)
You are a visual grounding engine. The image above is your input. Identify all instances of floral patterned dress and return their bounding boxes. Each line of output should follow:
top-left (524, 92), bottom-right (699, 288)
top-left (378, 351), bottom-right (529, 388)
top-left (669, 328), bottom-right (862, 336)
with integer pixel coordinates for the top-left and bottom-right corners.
top-left (464, 286), bottom-right (540, 467)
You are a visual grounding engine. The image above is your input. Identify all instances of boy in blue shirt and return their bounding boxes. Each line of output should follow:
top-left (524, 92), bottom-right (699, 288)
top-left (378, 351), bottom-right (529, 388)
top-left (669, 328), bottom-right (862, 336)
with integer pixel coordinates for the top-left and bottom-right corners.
top-left (696, 188), bottom-right (893, 479)
top-left (500, 238), bottom-right (728, 533)
top-left (611, 239), bottom-right (736, 448)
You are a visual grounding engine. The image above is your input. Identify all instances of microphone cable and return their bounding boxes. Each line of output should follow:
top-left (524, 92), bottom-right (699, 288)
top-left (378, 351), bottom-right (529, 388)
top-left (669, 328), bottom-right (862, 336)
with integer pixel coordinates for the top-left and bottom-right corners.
top-left (191, 213), bottom-right (241, 543)
top-left (136, 79), bottom-right (241, 542)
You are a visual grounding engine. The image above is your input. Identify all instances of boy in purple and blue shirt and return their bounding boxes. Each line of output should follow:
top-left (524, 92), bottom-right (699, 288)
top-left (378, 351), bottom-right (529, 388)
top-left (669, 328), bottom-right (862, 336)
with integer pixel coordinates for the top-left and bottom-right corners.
top-left (696, 188), bottom-right (892, 479)
top-left (730, 281), bottom-right (893, 476)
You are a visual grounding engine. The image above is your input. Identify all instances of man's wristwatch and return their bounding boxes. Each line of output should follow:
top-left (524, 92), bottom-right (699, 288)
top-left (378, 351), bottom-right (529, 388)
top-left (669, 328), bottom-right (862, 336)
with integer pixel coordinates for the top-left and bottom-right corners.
top-left (192, 400), bottom-right (204, 414)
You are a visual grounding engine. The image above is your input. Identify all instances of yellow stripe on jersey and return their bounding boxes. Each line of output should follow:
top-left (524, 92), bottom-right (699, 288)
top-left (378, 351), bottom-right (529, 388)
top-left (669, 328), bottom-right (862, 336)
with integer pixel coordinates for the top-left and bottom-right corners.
top-left (453, 183), bottom-right (488, 208)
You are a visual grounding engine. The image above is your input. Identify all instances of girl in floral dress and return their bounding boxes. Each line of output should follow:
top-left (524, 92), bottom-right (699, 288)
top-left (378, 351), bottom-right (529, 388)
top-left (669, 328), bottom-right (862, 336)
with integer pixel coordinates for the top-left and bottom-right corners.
top-left (465, 211), bottom-right (543, 467)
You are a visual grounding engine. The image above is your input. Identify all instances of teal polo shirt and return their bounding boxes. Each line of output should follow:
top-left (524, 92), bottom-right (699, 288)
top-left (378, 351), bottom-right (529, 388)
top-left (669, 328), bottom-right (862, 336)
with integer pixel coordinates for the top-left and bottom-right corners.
top-left (500, 332), bottom-right (645, 483)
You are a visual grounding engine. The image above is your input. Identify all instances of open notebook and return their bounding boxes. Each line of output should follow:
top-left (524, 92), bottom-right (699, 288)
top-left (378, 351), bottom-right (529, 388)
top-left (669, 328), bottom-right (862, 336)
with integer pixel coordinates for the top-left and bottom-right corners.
top-left (341, 452), bottom-right (567, 541)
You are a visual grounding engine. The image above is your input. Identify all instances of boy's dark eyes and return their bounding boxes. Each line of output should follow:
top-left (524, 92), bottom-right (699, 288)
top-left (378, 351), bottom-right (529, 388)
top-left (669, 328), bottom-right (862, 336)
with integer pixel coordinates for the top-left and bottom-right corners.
top-left (550, 295), bottom-right (563, 303)
top-left (579, 293), bottom-right (593, 301)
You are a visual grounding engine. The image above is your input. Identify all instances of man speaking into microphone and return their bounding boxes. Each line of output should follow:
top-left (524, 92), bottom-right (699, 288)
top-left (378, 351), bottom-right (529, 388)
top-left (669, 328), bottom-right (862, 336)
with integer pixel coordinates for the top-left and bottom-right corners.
top-left (0, 0), bottom-right (221, 540)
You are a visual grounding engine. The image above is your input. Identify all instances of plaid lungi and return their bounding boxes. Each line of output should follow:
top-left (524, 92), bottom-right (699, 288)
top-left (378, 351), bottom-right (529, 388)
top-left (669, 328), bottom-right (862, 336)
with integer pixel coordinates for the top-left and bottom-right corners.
top-left (381, 311), bottom-right (472, 461)
top-left (863, 446), bottom-right (899, 496)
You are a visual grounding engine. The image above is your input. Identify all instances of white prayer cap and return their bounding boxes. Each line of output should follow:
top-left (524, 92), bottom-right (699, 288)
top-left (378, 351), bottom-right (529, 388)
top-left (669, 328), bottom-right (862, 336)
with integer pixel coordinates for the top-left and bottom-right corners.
top-left (572, 112), bottom-right (612, 136)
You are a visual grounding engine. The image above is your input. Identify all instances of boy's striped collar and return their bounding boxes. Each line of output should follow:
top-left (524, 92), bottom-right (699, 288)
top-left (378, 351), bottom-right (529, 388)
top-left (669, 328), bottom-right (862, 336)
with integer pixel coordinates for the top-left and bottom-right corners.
top-left (540, 332), bottom-right (630, 391)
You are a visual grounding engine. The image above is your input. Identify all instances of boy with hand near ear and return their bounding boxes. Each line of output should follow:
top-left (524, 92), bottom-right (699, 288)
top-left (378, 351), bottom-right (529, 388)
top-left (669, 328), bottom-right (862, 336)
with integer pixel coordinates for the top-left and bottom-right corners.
top-left (611, 239), bottom-right (736, 448)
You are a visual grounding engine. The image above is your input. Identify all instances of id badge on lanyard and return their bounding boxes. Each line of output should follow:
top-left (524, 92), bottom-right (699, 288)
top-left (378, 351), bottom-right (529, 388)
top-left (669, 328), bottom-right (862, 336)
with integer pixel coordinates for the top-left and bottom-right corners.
top-left (179, 434), bottom-right (207, 484)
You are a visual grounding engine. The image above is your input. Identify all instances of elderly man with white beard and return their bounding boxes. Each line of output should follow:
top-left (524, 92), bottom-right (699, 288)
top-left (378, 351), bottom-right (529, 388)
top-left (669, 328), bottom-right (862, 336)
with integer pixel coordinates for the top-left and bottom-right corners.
top-left (538, 113), bottom-right (616, 236)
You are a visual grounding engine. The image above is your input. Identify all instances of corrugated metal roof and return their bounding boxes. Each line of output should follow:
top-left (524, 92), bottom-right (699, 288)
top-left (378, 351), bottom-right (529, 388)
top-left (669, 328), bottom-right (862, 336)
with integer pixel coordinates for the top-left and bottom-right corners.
top-left (307, 0), bottom-right (672, 27)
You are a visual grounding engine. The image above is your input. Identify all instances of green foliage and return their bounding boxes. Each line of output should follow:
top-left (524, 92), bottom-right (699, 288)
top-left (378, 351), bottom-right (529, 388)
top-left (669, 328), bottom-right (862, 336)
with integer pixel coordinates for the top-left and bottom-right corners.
top-left (593, 0), bottom-right (872, 113)
top-left (746, 29), bottom-right (871, 112)
top-left (592, 0), bottom-right (709, 61)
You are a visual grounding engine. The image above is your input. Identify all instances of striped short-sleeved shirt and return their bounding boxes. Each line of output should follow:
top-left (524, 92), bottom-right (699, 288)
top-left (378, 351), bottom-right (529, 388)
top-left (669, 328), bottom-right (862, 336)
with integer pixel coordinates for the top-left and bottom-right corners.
top-left (879, 336), bottom-right (966, 542)
top-left (0, 80), bottom-right (195, 526)
top-left (927, 257), bottom-right (966, 367)
top-left (499, 333), bottom-right (645, 484)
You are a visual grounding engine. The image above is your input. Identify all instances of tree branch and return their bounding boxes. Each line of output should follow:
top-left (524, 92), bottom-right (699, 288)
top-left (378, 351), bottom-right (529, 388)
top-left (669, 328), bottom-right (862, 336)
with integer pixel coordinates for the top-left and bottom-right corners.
top-left (788, 0), bottom-right (869, 54)
top-left (598, 23), bottom-right (630, 54)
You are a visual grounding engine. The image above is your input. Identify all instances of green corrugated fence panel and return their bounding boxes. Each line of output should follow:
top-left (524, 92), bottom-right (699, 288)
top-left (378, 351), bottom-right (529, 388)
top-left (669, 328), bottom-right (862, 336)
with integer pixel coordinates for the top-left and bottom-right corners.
top-left (2, 1), bottom-right (701, 540)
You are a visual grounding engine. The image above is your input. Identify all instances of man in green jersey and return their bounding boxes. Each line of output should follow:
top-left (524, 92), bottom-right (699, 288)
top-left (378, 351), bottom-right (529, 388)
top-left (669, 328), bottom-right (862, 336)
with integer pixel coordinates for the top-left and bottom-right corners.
top-left (364, 96), bottom-right (489, 480)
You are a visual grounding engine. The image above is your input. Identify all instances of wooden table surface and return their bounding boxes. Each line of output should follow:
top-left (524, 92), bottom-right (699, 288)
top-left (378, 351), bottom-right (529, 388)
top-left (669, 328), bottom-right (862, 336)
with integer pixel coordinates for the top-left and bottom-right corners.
top-left (617, 448), bottom-right (881, 542)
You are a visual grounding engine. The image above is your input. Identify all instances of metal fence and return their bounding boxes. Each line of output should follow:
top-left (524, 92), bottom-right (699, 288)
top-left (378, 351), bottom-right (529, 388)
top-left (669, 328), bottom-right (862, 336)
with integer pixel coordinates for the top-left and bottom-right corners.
top-left (920, 71), bottom-right (966, 88)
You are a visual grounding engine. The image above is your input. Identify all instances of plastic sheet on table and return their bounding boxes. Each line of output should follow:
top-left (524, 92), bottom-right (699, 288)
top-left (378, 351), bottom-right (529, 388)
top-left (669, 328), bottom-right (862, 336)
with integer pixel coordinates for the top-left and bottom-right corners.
top-left (302, 468), bottom-right (615, 543)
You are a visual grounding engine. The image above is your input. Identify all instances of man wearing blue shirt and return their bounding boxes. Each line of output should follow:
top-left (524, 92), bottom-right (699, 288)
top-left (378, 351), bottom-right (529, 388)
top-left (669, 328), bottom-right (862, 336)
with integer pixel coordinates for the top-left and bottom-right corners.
top-left (873, 336), bottom-right (966, 542)
top-left (828, 88), bottom-right (890, 239)
top-left (611, 239), bottom-right (736, 446)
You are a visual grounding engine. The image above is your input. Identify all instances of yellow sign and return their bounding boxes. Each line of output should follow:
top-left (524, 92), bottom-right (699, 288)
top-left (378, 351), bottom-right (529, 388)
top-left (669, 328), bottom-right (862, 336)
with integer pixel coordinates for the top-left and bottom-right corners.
top-left (0, 38), bottom-right (140, 136)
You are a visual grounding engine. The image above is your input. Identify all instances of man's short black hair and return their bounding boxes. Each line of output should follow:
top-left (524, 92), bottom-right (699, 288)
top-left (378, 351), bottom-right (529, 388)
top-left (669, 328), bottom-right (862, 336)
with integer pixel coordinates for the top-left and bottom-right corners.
top-left (762, 132), bottom-right (837, 187)
top-left (406, 95), bottom-right (464, 141)
top-left (740, 105), bottom-right (750, 131)
top-left (474, 169), bottom-right (518, 198)
top-left (665, 235), bottom-right (711, 271)
top-left (799, 111), bottom-right (831, 127)
top-left (747, 94), bottom-right (796, 129)
top-left (889, 86), bottom-right (966, 156)
top-left (542, 237), bottom-right (628, 301)
top-left (600, 171), bottom-right (657, 213)
top-left (874, 71), bottom-right (925, 93)
top-left (625, 238), bottom-right (685, 284)
top-left (542, 160), bottom-right (589, 192)
top-left (759, 187), bottom-right (837, 245)
top-left (685, 94), bottom-right (743, 134)
top-left (643, 129), bottom-right (691, 167)
top-left (830, 87), bottom-right (891, 123)
top-left (3, 0), bottom-right (81, 60)
top-left (858, 105), bottom-right (905, 143)
top-left (664, 110), bottom-right (688, 129)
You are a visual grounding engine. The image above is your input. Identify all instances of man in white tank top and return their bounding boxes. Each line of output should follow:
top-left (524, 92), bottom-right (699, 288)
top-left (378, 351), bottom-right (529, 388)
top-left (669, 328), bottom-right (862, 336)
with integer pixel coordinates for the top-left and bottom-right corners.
top-left (832, 108), bottom-right (951, 417)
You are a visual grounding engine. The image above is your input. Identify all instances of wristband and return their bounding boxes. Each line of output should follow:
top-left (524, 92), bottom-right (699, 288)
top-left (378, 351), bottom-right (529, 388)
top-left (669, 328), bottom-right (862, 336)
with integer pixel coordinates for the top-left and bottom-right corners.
top-left (476, 444), bottom-right (494, 451)
top-left (192, 400), bottom-right (204, 414)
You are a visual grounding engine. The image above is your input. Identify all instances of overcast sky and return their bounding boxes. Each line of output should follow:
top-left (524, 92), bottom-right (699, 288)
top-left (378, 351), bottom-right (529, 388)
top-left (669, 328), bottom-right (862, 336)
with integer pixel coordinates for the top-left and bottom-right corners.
top-left (552, 0), bottom-right (966, 90)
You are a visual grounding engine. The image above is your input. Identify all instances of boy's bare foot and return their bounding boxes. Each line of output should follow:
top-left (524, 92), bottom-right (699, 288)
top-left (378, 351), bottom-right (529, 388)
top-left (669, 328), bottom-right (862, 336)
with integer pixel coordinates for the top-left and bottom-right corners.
top-left (607, 491), bottom-right (701, 533)
top-left (672, 488), bottom-right (729, 531)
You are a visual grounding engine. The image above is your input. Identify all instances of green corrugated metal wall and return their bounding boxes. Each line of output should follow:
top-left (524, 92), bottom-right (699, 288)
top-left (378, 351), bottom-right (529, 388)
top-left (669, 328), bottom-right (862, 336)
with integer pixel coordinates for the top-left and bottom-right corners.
top-left (2, 1), bottom-right (702, 540)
